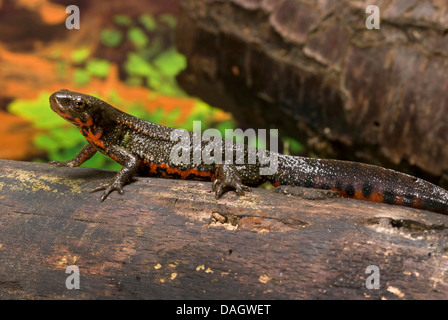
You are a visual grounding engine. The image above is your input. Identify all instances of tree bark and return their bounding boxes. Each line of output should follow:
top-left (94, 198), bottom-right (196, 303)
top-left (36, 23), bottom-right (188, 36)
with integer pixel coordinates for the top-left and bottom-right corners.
top-left (0, 159), bottom-right (447, 299)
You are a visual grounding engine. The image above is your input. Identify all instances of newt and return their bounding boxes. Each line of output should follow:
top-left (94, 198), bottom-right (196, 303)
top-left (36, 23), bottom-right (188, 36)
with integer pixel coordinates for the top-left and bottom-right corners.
top-left (49, 89), bottom-right (448, 215)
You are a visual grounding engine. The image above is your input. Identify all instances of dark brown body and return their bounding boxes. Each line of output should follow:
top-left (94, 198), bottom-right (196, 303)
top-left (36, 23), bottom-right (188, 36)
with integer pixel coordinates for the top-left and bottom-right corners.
top-left (49, 89), bottom-right (448, 215)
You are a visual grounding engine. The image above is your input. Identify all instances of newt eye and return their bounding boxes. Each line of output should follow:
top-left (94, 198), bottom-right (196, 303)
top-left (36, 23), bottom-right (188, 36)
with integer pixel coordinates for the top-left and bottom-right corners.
top-left (74, 97), bottom-right (86, 108)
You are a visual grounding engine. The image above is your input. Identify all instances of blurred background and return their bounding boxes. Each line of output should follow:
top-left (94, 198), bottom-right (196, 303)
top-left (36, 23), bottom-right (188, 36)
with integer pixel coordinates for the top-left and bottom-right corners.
top-left (2, 0), bottom-right (448, 188)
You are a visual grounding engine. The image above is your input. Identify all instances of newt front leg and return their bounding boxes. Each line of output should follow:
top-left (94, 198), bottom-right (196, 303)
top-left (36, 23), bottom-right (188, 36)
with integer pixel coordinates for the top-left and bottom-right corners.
top-left (89, 145), bottom-right (140, 202)
top-left (50, 143), bottom-right (139, 202)
top-left (49, 144), bottom-right (97, 167)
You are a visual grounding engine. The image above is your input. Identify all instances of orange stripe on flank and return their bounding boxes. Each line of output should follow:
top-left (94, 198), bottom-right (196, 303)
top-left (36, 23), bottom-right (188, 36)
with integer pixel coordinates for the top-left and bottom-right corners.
top-left (145, 162), bottom-right (214, 181)
top-left (331, 188), bottom-right (385, 204)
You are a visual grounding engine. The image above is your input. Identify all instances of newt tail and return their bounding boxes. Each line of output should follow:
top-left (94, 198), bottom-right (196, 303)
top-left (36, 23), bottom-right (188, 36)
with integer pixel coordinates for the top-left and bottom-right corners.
top-left (269, 156), bottom-right (448, 215)
top-left (49, 89), bottom-right (448, 215)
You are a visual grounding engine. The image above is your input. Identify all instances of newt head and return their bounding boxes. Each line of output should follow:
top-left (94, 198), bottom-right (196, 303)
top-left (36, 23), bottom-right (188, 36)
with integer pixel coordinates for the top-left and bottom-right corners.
top-left (50, 89), bottom-right (101, 127)
top-left (49, 89), bottom-right (121, 149)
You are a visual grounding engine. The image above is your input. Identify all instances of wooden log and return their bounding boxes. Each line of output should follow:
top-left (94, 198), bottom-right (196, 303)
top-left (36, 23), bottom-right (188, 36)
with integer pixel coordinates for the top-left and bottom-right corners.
top-left (0, 159), bottom-right (447, 299)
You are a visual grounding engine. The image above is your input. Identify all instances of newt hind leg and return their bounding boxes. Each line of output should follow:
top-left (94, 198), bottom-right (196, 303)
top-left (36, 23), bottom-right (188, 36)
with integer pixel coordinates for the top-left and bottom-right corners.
top-left (212, 163), bottom-right (252, 199)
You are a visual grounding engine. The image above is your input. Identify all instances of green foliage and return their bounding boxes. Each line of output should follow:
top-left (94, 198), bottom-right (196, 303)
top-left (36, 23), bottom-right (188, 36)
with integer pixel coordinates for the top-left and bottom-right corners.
top-left (138, 37), bottom-right (163, 61)
top-left (139, 14), bottom-right (157, 31)
top-left (153, 47), bottom-right (186, 77)
top-left (124, 48), bottom-right (186, 96)
top-left (73, 68), bottom-right (90, 86)
top-left (56, 61), bottom-right (68, 78)
top-left (71, 48), bottom-right (105, 85)
top-left (107, 90), bottom-right (124, 106)
top-left (73, 56), bottom-right (110, 85)
top-left (128, 27), bottom-right (149, 49)
top-left (125, 76), bottom-right (143, 86)
top-left (100, 29), bottom-right (123, 47)
top-left (124, 52), bottom-right (156, 77)
top-left (182, 100), bottom-right (237, 136)
top-left (282, 137), bottom-right (304, 155)
top-left (109, 13), bottom-right (187, 96)
top-left (8, 92), bottom-right (65, 129)
top-left (86, 59), bottom-right (110, 78)
top-left (159, 14), bottom-right (177, 29)
top-left (71, 47), bottom-right (90, 64)
top-left (113, 14), bottom-right (133, 26)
